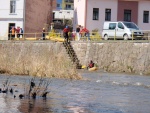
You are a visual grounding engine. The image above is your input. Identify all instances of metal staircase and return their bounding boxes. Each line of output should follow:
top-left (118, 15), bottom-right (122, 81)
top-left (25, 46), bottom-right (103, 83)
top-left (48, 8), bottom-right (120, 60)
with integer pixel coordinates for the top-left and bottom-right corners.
top-left (63, 42), bottom-right (82, 69)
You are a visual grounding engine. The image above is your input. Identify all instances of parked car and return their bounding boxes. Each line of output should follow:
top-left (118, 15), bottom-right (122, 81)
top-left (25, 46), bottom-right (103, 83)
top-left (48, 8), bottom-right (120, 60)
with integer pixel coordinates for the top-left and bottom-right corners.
top-left (102, 21), bottom-right (144, 40)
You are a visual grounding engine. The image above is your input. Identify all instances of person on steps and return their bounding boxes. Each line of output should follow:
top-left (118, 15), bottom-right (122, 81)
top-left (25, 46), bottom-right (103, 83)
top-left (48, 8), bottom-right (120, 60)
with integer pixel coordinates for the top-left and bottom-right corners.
top-left (63, 26), bottom-right (70, 43)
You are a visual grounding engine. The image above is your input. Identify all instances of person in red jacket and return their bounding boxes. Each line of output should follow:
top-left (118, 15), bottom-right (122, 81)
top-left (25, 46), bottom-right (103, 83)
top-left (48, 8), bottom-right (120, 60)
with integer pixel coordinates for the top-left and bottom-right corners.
top-left (82, 27), bottom-right (90, 41)
top-left (63, 26), bottom-right (70, 43)
top-left (87, 60), bottom-right (95, 69)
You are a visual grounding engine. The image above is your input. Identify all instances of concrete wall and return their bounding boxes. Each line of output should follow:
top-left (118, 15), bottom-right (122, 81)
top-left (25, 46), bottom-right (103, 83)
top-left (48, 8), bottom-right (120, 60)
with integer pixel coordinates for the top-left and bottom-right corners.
top-left (0, 41), bottom-right (149, 75)
top-left (71, 42), bottom-right (150, 75)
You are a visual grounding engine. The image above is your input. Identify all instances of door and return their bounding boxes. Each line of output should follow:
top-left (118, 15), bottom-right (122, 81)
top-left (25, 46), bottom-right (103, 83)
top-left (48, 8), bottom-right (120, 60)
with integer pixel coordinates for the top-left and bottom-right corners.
top-left (116, 22), bottom-right (125, 39)
top-left (8, 23), bottom-right (15, 40)
top-left (108, 23), bottom-right (117, 38)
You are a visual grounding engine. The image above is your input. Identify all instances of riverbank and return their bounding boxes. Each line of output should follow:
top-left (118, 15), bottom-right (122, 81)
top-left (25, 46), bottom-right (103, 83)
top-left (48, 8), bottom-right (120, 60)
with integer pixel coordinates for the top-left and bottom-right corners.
top-left (0, 41), bottom-right (82, 79)
top-left (0, 41), bottom-right (149, 77)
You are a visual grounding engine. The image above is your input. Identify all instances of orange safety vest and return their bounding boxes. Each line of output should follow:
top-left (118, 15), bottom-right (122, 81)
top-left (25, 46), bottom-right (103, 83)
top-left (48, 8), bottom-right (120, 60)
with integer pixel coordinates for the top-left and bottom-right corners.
top-left (12, 29), bottom-right (15, 35)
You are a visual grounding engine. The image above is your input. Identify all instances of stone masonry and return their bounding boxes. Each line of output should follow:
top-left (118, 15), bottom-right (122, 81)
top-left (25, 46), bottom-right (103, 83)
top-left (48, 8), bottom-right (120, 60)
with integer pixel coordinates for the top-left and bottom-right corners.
top-left (71, 42), bottom-right (150, 75)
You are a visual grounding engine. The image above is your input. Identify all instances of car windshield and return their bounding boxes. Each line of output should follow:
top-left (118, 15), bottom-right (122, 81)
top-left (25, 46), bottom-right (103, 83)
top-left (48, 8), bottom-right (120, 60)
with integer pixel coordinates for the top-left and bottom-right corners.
top-left (123, 22), bottom-right (139, 30)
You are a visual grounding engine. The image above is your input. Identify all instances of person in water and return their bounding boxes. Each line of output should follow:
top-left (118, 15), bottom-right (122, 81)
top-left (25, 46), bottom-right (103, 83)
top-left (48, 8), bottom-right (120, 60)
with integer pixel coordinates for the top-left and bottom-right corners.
top-left (87, 60), bottom-right (95, 69)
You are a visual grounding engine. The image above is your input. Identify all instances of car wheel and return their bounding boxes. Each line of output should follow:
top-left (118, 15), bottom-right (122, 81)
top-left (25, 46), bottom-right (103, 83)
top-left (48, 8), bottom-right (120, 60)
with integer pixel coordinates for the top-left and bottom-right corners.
top-left (104, 34), bottom-right (108, 40)
top-left (123, 34), bottom-right (128, 40)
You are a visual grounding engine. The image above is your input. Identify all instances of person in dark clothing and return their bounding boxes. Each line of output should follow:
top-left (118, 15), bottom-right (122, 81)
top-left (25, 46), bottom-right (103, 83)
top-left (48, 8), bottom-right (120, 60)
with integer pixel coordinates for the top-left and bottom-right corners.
top-left (87, 60), bottom-right (95, 69)
top-left (76, 25), bottom-right (81, 41)
top-left (63, 26), bottom-right (70, 43)
top-left (20, 28), bottom-right (23, 38)
top-left (42, 28), bottom-right (46, 40)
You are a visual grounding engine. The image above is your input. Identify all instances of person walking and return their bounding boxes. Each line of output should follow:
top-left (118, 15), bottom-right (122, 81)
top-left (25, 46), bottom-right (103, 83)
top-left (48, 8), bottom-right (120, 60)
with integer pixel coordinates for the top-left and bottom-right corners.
top-left (42, 28), bottom-right (46, 40)
top-left (76, 25), bottom-right (80, 41)
top-left (63, 26), bottom-right (70, 43)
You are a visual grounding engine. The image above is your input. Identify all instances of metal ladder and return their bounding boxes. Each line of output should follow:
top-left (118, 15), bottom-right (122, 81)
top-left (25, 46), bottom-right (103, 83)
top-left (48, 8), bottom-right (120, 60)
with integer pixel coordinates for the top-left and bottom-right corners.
top-left (63, 42), bottom-right (82, 69)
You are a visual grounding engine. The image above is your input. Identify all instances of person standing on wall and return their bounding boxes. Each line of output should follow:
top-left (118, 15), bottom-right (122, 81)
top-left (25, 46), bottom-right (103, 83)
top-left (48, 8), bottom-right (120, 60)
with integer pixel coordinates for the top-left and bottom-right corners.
top-left (20, 28), bottom-right (24, 38)
top-left (42, 28), bottom-right (46, 40)
top-left (16, 26), bottom-right (20, 38)
top-left (63, 26), bottom-right (70, 43)
top-left (83, 27), bottom-right (90, 41)
top-left (10, 27), bottom-right (15, 40)
top-left (76, 25), bottom-right (80, 41)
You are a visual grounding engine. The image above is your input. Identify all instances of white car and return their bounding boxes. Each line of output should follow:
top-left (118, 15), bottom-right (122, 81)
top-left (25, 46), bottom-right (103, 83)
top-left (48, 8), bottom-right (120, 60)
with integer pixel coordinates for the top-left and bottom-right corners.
top-left (102, 21), bottom-right (144, 40)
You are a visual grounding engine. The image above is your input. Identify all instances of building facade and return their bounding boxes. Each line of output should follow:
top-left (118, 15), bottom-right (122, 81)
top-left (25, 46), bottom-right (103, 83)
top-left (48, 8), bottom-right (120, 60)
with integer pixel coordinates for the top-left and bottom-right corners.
top-left (56, 0), bottom-right (62, 10)
top-left (62, 0), bottom-right (74, 10)
top-left (0, 0), bottom-right (24, 40)
top-left (53, 10), bottom-right (74, 20)
top-left (0, 0), bottom-right (52, 40)
top-left (74, 0), bottom-right (150, 32)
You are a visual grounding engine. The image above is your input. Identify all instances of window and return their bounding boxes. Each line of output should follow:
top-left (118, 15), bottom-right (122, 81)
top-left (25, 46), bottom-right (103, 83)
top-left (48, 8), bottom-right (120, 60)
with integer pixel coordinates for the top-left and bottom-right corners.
top-left (118, 22), bottom-right (124, 29)
top-left (105, 9), bottom-right (111, 21)
top-left (123, 22), bottom-right (139, 29)
top-left (124, 10), bottom-right (131, 22)
top-left (93, 8), bottom-right (99, 20)
top-left (66, 4), bottom-right (71, 9)
top-left (143, 11), bottom-right (149, 23)
top-left (57, 4), bottom-right (60, 8)
top-left (10, 0), bottom-right (16, 13)
top-left (109, 23), bottom-right (116, 30)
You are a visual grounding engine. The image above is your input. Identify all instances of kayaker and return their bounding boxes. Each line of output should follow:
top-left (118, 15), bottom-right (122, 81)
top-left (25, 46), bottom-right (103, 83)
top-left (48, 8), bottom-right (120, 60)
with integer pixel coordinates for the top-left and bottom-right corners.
top-left (87, 60), bottom-right (95, 69)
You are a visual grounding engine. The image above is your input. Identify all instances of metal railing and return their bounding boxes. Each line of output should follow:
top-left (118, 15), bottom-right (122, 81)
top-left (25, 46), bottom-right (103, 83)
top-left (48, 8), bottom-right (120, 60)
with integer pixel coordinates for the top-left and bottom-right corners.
top-left (1, 30), bottom-right (150, 42)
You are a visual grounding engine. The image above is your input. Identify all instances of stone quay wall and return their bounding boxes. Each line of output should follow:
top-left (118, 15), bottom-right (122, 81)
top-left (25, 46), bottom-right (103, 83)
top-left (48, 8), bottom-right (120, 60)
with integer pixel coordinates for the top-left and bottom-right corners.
top-left (0, 41), bottom-right (149, 75)
top-left (71, 42), bottom-right (150, 75)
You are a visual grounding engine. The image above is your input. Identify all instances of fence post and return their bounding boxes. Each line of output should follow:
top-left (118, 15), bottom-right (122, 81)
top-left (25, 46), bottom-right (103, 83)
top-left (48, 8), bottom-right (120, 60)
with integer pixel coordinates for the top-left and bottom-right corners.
top-left (35, 32), bottom-right (36, 39)
top-left (114, 29), bottom-right (116, 40)
top-left (132, 31), bottom-right (134, 40)
top-left (23, 33), bottom-right (25, 40)
top-left (10, 33), bottom-right (12, 40)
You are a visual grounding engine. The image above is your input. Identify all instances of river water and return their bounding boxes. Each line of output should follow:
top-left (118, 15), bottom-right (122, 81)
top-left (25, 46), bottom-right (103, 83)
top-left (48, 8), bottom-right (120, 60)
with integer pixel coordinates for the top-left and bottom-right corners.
top-left (0, 71), bottom-right (150, 113)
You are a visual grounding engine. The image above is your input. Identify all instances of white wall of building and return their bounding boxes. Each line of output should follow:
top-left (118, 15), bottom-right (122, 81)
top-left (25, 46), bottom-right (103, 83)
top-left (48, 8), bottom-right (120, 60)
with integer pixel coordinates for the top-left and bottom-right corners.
top-left (86, 0), bottom-right (118, 32)
top-left (53, 10), bottom-right (74, 19)
top-left (138, 1), bottom-right (150, 30)
top-left (73, 0), bottom-right (86, 30)
top-left (0, 0), bottom-right (24, 40)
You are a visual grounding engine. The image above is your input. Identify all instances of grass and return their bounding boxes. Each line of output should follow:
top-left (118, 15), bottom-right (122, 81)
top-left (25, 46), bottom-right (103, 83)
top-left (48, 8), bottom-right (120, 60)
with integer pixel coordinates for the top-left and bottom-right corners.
top-left (0, 42), bottom-right (82, 80)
